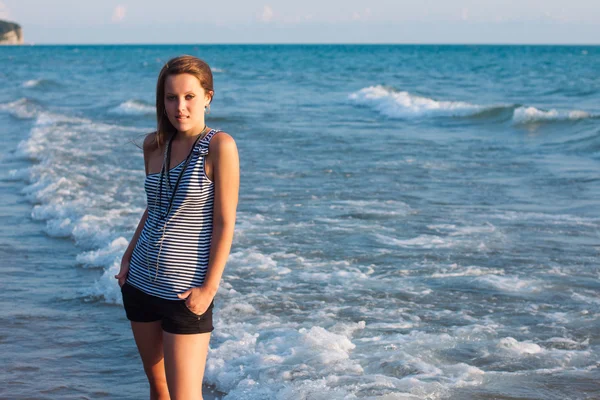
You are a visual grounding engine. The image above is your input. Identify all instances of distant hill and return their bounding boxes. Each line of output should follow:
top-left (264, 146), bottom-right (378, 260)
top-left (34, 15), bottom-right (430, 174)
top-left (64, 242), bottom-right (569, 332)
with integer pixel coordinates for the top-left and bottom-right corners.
top-left (0, 20), bottom-right (23, 45)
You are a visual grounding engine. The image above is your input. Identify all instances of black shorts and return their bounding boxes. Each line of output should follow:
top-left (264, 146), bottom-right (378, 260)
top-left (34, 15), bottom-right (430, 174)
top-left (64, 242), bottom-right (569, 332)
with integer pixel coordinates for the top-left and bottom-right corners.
top-left (121, 281), bottom-right (215, 335)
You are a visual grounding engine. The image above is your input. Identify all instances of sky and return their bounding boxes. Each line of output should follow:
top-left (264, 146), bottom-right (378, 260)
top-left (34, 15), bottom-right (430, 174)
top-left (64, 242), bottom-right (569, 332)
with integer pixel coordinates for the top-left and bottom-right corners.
top-left (1, 0), bottom-right (599, 44)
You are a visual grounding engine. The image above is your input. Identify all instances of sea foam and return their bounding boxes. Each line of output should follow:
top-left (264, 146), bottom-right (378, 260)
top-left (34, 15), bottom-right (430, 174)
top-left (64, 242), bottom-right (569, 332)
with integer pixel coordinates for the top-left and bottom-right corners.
top-left (349, 86), bottom-right (597, 124)
top-left (21, 79), bottom-right (60, 89)
top-left (0, 98), bottom-right (39, 119)
top-left (109, 100), bottom-right (155, 116)
top-left (349, 85), bottom-right (485, 118)
top-left (513, 106), bottom-right (593, 124)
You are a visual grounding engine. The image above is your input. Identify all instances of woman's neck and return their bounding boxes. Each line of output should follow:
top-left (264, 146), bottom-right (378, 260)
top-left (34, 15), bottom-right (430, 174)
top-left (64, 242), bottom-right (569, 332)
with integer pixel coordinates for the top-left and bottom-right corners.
top-left (174, 125), bottom-right (209, 143)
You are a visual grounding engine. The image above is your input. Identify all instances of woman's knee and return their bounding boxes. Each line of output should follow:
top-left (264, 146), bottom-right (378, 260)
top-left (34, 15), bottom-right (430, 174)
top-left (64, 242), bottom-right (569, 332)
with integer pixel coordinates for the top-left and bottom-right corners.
top-left (143, 362), bottom-right (169, 399)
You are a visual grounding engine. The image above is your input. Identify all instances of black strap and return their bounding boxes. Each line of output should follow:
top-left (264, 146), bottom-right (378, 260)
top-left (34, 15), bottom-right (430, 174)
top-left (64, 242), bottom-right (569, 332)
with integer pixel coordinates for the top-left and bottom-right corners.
top-left (158, 132), bottom-right (205, 220)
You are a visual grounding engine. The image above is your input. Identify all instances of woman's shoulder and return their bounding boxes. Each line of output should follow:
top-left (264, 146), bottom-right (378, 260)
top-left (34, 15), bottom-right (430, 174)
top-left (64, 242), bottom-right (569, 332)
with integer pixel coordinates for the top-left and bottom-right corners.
top-left (208, 130), bottom-right (238, 160)
top-left (209, 130), bottom-right (236, 149)
top-left (143, 131), bottom-right (159, 152)
top-left (142, 132), bottom-right (160, 175)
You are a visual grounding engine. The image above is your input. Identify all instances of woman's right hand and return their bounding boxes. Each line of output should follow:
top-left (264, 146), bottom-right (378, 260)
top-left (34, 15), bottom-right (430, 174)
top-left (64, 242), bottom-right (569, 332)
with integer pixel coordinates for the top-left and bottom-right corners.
top-left (114, 259), bottom-right (130, 288)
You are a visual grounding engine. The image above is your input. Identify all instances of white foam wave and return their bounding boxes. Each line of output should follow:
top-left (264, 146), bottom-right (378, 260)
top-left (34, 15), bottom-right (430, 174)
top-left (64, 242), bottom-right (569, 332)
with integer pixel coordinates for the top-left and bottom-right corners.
top-left (22, 78), bottom-right (61, 88)
top-left (495, 335), bottom-right (591, 365)
top-left (331, 199), bottom-right (413, 218)
top-left (453, 321), bottom-right (503, 338)
top-left (571, 292), bottom-right (600, 305)
top-left (491, 210), bottom-right (600, 228)
top-left (205, 290), bottom-right (368, 397)
top-left (4, 168), bottom-right (30, 181)
top-left (22, 79), bottom-right (42, 88)
top-left (376, 233), bottom-right (458, 249)
top-left (110, 100), bottom-right (155, 116)
top-left (349, 85), bottom-right (485, 119)
top-left (201, 244), bottom-right (489, 396)
top-left (475, 275), bottom-right (542, 293)
top-left (76, 237), bottom-right (130, 268)
top-left (427, 222), bottom-right (497, 236)
top-left (349, 86), bottom-right (598, 125)
top-left (497, 337), bottom-right (543, 355)
top-left (0, 98), bottom-right (38, 119)
top-left (368, 321), bottom-right (415, 330)
top-left (89, 257), bottom-right (126, 305)
top-left (374, 222), bottom-right (501, 251)
top-left (206, 286), bottom-right (493, 399)
top-left (431, 263), bottom-right (505, 278)
top-left (512, 106), bottom-right (594, 124)
top-left (546, 266), bottom-right (569, 276)
top-left (14, 107), bottom-right (150, 306)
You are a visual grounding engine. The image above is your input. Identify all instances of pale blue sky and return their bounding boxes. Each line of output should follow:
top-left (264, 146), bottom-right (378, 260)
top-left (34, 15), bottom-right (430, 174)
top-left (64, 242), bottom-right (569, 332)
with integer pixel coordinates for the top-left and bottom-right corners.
top-left (2, 0), bottom-right (599, 44)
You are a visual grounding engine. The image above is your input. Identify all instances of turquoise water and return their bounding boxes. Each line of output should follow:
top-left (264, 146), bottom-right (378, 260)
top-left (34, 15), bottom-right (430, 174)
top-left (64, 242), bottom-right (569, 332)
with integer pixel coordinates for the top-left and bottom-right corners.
top-left (1, 45), bottom-right (599, 399)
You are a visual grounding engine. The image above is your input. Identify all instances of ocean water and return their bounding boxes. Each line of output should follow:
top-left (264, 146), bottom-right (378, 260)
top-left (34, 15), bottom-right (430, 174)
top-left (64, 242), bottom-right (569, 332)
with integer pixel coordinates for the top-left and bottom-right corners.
top-left (1, 44), bottom-right (599, 399)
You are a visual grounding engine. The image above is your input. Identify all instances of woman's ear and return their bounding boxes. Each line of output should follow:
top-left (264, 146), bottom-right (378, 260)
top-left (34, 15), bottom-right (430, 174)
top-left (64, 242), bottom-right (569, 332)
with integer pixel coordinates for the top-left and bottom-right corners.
top-left (206, 90), bottom-right (214, 106)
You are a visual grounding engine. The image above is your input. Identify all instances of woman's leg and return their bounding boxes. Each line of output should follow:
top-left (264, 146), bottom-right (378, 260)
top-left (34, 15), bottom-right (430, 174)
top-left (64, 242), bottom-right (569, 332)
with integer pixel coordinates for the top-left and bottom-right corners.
top-left (162, 331), bottom-right (211, 400)
top-left (131, 320), bottom-right (171, 400)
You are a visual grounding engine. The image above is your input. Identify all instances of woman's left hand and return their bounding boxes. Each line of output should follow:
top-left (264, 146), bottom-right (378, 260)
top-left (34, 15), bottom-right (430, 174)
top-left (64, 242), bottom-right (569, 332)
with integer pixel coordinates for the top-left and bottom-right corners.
top-left (177, 285), bottom-right (216, 315)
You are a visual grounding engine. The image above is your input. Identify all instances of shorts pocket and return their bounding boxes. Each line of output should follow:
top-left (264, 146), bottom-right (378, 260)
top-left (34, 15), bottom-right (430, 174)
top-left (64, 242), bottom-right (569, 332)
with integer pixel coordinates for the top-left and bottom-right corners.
top-left (180, 300), bottom-right (213, 318)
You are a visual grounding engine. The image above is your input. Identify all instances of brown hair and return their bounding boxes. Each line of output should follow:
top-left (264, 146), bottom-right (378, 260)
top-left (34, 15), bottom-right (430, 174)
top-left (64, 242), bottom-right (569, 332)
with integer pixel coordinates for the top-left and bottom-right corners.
top-left (150, 55), bottom-right (214, 149)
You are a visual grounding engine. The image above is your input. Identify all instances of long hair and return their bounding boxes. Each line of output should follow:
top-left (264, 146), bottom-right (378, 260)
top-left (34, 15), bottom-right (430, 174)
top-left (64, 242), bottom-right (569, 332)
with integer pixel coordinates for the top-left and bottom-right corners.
top-left (150, 55), bottom-right (214, 150)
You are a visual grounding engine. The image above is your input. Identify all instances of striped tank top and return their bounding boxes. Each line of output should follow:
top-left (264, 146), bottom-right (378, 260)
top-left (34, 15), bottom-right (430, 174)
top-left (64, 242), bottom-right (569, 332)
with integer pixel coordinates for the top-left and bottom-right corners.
top-left (126, 129), bottom-right (220, 300)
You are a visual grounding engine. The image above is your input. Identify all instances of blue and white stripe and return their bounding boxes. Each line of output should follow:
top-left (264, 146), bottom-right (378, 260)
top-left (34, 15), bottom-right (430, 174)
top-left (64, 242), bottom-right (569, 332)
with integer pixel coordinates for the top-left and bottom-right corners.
top-left (127, 129), bottom-right (219, 300)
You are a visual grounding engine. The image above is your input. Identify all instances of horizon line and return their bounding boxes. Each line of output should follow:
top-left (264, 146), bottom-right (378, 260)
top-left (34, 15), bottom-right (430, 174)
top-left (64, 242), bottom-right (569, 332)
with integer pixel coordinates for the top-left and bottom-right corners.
top-left (12, 42), bottom-right (600, 47)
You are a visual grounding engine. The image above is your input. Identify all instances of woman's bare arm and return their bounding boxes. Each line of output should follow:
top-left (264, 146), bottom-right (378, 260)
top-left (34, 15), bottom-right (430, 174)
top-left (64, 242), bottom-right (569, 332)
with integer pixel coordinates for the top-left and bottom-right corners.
top-left (203, 132), bottom-right (240, 294)
top-left (121, 207), bottom-right (148, 263)
top-left (115, 133), bottom-right (156, 284)
top-left (122, 133), bottom-right (156, 262)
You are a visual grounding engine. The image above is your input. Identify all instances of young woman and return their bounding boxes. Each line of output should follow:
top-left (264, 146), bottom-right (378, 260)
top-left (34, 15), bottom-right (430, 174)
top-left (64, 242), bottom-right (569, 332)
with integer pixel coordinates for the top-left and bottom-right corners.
top-left (115, 55), bottom-right (239, 400)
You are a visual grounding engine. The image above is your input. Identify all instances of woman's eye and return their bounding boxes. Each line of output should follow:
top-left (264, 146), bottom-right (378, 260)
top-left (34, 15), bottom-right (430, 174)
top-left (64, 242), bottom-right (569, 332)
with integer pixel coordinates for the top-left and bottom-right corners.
top-left (165, 95), bottom-right (194, 100)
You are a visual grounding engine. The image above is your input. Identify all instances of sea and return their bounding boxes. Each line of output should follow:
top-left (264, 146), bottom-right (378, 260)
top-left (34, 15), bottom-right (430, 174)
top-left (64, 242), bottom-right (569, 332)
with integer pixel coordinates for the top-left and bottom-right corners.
top-left (1, 45), bottom-right (599, 400)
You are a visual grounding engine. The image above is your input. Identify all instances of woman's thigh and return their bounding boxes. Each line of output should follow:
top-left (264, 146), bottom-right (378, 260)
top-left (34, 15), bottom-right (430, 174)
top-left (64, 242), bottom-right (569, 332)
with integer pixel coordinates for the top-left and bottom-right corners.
top-left (130, 321), bottom-right (168, 387)
top-left (163, 331), bottom-right (211, 400)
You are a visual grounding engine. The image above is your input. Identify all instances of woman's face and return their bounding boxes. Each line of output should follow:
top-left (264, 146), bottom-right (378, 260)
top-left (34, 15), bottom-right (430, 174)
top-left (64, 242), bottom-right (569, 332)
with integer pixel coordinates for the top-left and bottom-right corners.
top-left (164, 73), bottom-right (212, 135)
